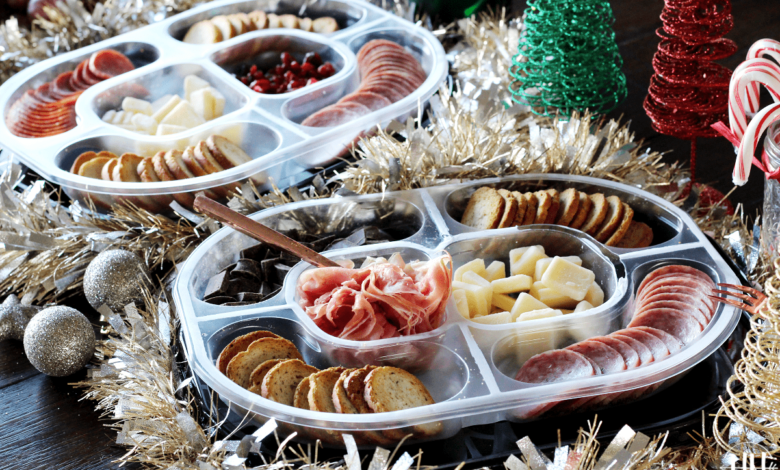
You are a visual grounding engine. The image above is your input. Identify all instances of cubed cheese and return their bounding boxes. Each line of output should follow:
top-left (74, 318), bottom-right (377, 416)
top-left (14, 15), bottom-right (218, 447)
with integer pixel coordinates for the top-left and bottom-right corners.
top-left (510, 293), bottom-right (549, 320)
top-left (211, 88), bottom-right (226, 117)
top-left (454, 259), bottom-right (487, 282)
top-left (131, 114), bottom-right (158, 134)
top-left (574, 300), bottom-right (594, 312)
top-left (151, 94), bottom-right (174, 113)
top-left (534, 256), bottom-right (583, 281)
top-left (452, 281), bottom-right (489, 318)
top-left (190, 87), bottom-right (215, 120)
top-left (160, 101), bottom-right (206, 129)
top-left (485, 261), bottom-right (506, 281)
top-left (111, 110), bottom-right (125, 124)
top-left (122, 97), bottom-right (153, 115)
top-left (452, 290), bottom-right (470, 319)
top-left (584, 282), bottom-right (604, 307)
top-left (540, 257), bottom-right (595, 301)
top-left (516, 308), bottom-right (563, 322)
top-left (472, 311), bottom-right (512, 324)
top-left (511, 245), bottom-right (547, 277)
top-left (121, 111), bottom-right (135, 124)
top-left (156, 124), bottom-right (187, 136)
top-left (491, 274), bottom-right (533, 294)
top-left (151, 95), bottom-right (182, 123)
top-left (102, 110), bottom-right (116, 122)
top-left (530, 281), bottom-right (579, 309)
top-left (509, 247), bottom-right (530, 265)
top-left (462, 271), bottom-right (493, 314)
top-left (492, 293), bottom-right (517, 312)
top-left (184, 75), bottom-right (211, 101)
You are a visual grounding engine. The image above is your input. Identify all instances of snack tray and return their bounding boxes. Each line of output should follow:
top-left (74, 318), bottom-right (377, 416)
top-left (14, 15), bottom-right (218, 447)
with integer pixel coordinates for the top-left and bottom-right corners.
top-left (0, 0), bottom-right (446, 201)
top-left (173, 174), bottom-right (740, 442)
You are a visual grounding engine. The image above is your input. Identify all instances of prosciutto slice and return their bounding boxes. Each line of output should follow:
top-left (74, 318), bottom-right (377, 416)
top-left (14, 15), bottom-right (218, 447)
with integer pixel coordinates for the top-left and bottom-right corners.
top-left (297, 254), bottom-right (452, 341)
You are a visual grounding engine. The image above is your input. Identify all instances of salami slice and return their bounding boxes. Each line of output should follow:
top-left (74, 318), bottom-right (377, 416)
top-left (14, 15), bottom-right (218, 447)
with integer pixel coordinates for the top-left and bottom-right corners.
top-left (340, 91), bottom-right (393, 111)
top-left (618, 328), bottom-right (671, 358)
top-left (51, 71), bottom-right (77, 99)
top-left (636, 300), bottom-right (709, 326)
top-left (356, 40), bottom-right (406, 65)
top-left (611, 331), bottom-right (656, 363)
top-left (358, 84), bottom-right (405, 103)
top-left (629, 310), bottom-right (703, 345)
top-left (637, 292), bottom-right (712, 321)
top-left (33, 83), bottom-right (58, 103)
top-left (590, 336), bottom-right (639, 368)
top-left (69, 61), bottom-right (91, 91)
top-left (301, 106), bottom-right (357, 127)
top-left (638, 284), bottom-right (715, 313)
top-left (636, 265), bottom-right (714, 295)
top-left (639, 276), bottom-right (712, 299)
top-left (88, 49), bottom-right (135, 79)
top-left (632, 326), bottom-right (684, 352)
top-left (566, 340), bottom-right (626, 374)
top-left (515, 349), bottom-right (596, 418)
top-left (82, 59), bottom-right (105, 85)
top-left (333, 100), bottom-right (372, 117)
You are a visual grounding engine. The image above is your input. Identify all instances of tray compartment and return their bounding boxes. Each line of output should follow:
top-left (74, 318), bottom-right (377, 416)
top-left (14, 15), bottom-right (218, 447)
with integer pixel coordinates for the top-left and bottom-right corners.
top-left (441, 176), bottom-right (692, 249)
top-left (168, 0), bottom-right (368, 42)
top-left (89, 62), bottom-right (250, 134)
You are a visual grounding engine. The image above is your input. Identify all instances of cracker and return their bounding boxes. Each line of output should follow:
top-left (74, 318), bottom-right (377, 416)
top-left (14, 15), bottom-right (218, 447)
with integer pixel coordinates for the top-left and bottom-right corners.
top-left (511, 191), bottom-right (528, 226)
top-left (461, 187), bottom-right (505, 229)
top-left (249, 359), bottom-right (284, 388)
top-left (293, 377), bottom-right (312, 409)
top-left (616, 221), bottom-right (654, 248)
top-left (217, 330), bottom-right (279, 374)
top-left (308, 367), bottom-right (346, 412)
top-left (544, 189), bottom-right (560, 224)
top-left (606, 203), bottom-right (634, 246)
top-left (225, 337), bottom-right (303, 388)
top-left (533, 190), bottom-right (552, 224)
top-left (555, 188), bottom-right (580, 226)
top-left (497, 189), bottom-right (519, 228)
top-left (594, 196), bottom-right (624, 242)
top-left (569, 191), bottom-right (592, 230)
top-left (580, 193), bottom-right (608, 235)
top-left (522, 192), bottom-right (538, 225)
top-left (262, 359), bottom-right (319, 406)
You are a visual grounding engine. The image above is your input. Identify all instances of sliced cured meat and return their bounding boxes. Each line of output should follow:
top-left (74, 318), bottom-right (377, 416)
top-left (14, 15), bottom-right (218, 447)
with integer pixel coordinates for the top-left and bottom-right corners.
top-left (632, 326), bottom-right (684, 352)
top-left (333, 101), bottom-right (372, 117)
top-left (566, 340), bottom-right (626, 374)
top-left (33, 83), bottom-right (58, 103)
top-left (636, 300), bottom-right (709, 326)
top-left (638, 284), bottom-right (715, 313)
top-left (51, 72), bottom-right (77, 99)
top-left (356, 40), bottom-right (406, 64)
top-left (69, 61), bottom-right (91, 90)
top-left (76, 60), bottom-right (101, 86)
top-left (88, 49), bottom-right (135, 79)
top-left (515, 349), bottom-right (596, 418)
top-left (638, 272), bottom-right (712, 294)
top-left (358, 84), bottom-right (405, 103)
top-left (640, 275), bottom-right (712, 299)
top-left (82, 60), bottom-right (105, 85)
top-left (301, 106), bottom-right (354, 127)
top-left (610, 332), bottom-right (654, 363)
top-left (616, 328), bottom-right (670, 359)
top-left (589, 336), bottom-right (639, 368)
top-left (637, 292), bottom-right (712, 321)
top-left (340, 91), bottom-right (392, 111)
top-left (629, 310), bottom-right (703, 345)
top-left (636, 265), bottom-right (714, 295)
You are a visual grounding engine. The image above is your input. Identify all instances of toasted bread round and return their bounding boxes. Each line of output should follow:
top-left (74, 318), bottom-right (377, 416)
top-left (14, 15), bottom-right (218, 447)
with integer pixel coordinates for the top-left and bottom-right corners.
top-left (217, 330), bottom-right (279, 374)
top-left (262, 359), bottom-right (319, 406)
top-left (151, 151), bottom-right (195, 209)
top-left (234, 12), bottom-right (256, 32)
top-left (616, 221), bottom-right (654, 248)
top-left (580, 193), bottom-right (608, 235)
top-left (461, 187), bottom-right (505, 229)
top-left (594, 196), bottom-right (625, 242)
top-left (183, 20), bottom-right (223, 44)
top-left (138, 157), bottom-right (174, 208)
top-left (70, 151), bottom-right (98, 174)
top-left (97, 151), bottom-right (118, 160)
top-left (278, 14), bottom-right (299, 29)
top-left (299, 17), bottom-right (314, 32)
top-left (101, 158), bottom-right (118, 181)
top-left (112, 153), bottom-right (163, 212)
top-left (211, 16), bottom-right (237, 40)
top-left (248, 11), bottom-right (268, 29)
top-left (294, 376), bottom-right (312, 409)
top-left (555, 188), bottom-right (580, 226)
top-left (332, 368), bottom-right (359, 414)
top-left (509, 191), bottom-right (527, 226)
top-left (569, 191), bottom-right (592, 230)
top-left (266, 13), bottom-right (282, 28)
top-left (533, 190), bottom-right (552, 224)
top-left (207, 135), bottom-right (252, 169)
top-left (606, 203), bottom-right (634, 246)
top-left (522, 192), bottom-right (538, 225)
top-left (226, 337), bottom-right (303, 389)
top-left (226, 14), bottom-right (247, 36)
top-left (77, 156), bottom-right (114, 209)
top-left (308, 367), bottom-right (346, 412)
top-left (250, 359), bottom-right (284, 388)
top-left (364, 367), bottom-right (442, 438)
top-left (182, 146), bottom-right (230, 198)
top-left (312, 16), bottom-right (338, 33)
top-left (497, 189), bottom-right (519, 228)
top-left (544, 189), bottom-right (560, 224)
top-left (193, 140), bottom-right (225, 174)
top-left (343, 366), bottom-right (376, 414)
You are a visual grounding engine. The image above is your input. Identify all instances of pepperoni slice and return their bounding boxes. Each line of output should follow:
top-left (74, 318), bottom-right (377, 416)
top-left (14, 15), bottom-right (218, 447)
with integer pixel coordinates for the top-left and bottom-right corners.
top-left (611, 331), bottom-right (656, 363)
top-left (562, 339), bottom-right (626, 408)
top-left (33, 83), bottom-right (58, 103)
top-left (69, 61), bottom-right (91, 90)
top-left (617, 328), bottom-right (671, 358)
top-left (632, 326), bottom-right (684, 352)
top-left (629, 310), bottom-right (703, 345)
top-left (590, 336), bottom-right (639, 368)
top-left (340, 91), bottom-right (392, 111)
top-left (51, 71), bottom-right (77, 99)
top-left (333, 100), bottom-right (372, 117)
top-left (88, 49), bottom-right (135, 79)
top-left (636, 265), bottom-right (714, 295)
top-left (638, 292), bottom-right (712, 321)
top-left (301, 106), bottom-right (357, 127)
top-left (638, 284), bottom-right (716, 313)
top-left (636, 300), bottom-right (709, 326)
top-left (359, 84), bottom-right (405, 103)
top-left (356, 40), bottom-right (406, 65)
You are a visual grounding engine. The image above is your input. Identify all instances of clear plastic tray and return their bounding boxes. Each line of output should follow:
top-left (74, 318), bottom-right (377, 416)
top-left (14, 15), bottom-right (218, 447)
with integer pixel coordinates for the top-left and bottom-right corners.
top-left (0, 0), bottom-right (446, 204)
top-left (173, 174), bottom-right (741, 444)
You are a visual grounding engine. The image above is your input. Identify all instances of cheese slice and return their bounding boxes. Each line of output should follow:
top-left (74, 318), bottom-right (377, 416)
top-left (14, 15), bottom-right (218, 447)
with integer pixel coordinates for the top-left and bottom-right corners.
top-left (516, 308), bottom-right (563, 322)
top-left (452, 281), bottom-right (489, 318)
top-left (540, 257), bottom-right (595, 301)
top-left (156, 124), bottom-right (187, 136)
top-left (151, 94), bottom-right (174, 113)
top-left (452, 289), bottom-right (470, 319)
top-left (485, 260), bottom-right (506, 281)
top-left (131, 114), bottom-right (157, 134)
top-left (510, 293), bottom-right (549, 320)
top-left (472, 311), bottom-right (512, 324)
top-left (492, 293), bottom-right (517, 312)
top-left (509, 247), bottom-right (530, 265)
top-left (160, 101), bottom-right (206, 129)
top-left (462, 271), bottom-right (493, 314)
top-left (102, 110), bottom-right (116, 122)
top-left (454, 259), bottom-right (487, 282)
top-left (491, 274), bottom-right (532, 294)
top-left (574, 300), bottom-right (594, 312)
top-left (184, 74), bottom-right (211, 101)
top-left (534, 256), bottom-right (583, 281)
top-left (122, 97), bottom-right (153, 115)
top-left (511, 245), bottom-right (547, 277)
top-left (151, 95), bottom-right (183, 123)
top-left (530, 281), bottom-right (579, 309)
top-left (584, 282), bottom-right (604, 307)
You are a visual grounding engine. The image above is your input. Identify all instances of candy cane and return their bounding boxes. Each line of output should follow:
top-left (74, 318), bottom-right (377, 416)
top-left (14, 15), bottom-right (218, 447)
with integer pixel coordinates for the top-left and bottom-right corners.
top-left (728, 61), bottom-right (780, 142)
top-left (746, 39), bottom-right (780, 113)
top-left (733, 102), bottom-right (780, 185)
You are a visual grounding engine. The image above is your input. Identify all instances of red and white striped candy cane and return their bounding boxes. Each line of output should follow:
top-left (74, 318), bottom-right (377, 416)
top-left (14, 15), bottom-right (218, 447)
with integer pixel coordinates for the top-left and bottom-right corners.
top-left (746, 39), bottom-right (780, 113)
top-left (733, 102), bottom-right (780, 185)
top-left (728, 59), bottom-right (780, 142)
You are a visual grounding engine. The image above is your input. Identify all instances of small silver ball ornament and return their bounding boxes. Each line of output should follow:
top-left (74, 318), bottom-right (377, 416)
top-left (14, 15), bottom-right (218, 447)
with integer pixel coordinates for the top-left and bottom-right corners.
top-left (84, 249), bottom-right (151, 312)
top-left (23, 306), bottom-right (95, 377)
top-left (0, 294), bottom-right (42, 342)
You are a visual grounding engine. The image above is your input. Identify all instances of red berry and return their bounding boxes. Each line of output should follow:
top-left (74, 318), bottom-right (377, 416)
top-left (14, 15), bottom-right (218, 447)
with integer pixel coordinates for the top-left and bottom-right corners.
top-left (317, 63), bottom-right (335, 77)
top-left (290, 62), bottom-right (301, 73)
top-left (253, 70), bottom-right (264, 80)
top-left (301, 62), bottom-right (315, 76)
top-left (304, 52), bottom-right (322, 66)
top-left (307, 78), bottom-right (319, 85)
top-left (240, 77), bottom-right (249, 85)
top-left (249, 64), bottom-right (257, 74)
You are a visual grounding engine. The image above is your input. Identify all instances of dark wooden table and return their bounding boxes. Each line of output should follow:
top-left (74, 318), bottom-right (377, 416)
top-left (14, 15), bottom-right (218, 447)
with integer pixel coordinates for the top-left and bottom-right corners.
top-left (1, 1), bottom-right (778, 468)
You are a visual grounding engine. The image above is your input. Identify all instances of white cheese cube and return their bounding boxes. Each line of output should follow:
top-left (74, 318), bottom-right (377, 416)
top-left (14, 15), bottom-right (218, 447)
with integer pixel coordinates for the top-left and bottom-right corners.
top-left (510, 293), bottom-right (549, 320)
top-left (131, 113), bottom-right (158, 134)
top-left (151, 94), bottom-right (175, 113)
top-left (485, 261), bottom-right (506, 281)
top-left (110, 110), bottom-right (125, 124)
top-left (101, 110), bottom-right (116, 122)
top-left (491, 274), bottom-right (533, 294)
top-left (454, 259), bottom-right (487, 282)
top-left (122, 97), bottom-right (153, 115)
top-left (574, 300), bottom-right (594, 312)
top-left (511, 245), bottom-right (547, 277)
top-left (211, 87), bottom-right (226, 117)
top-left (121, 111), bottom-right (135, 124)
top-left (151, 95), bottom-right (182, 123)
top-left (492, 293), bottom-right (517, 312)
top-left (584, 282), bottom-right (604, 307)
top-left (530, 281), bottom-right (579, 309)
top-left (184, 74), bottom-right (211, 101)
top-left (540, 257), bottom-right (595, 301)
top-left (190, 87), bottom-right (215, 120)
top-left (462, 271), bottom-right (493, 314)
top-left (516, 308), bottom-right (563, 322)
top-left (160, 101), bottom-right (206, 129)
top-left (509, 247), bottom-right (530, 265)
top-left (472, 311), bottom-right (512, 324)
top-left (534, 256), bottom-right (583, 281)
top-left (156, 124), bottom-right (187, 136)
top-left (452, 290), bottom-right (470, 319)
top-left (452, 281), bottom-right (489, 318)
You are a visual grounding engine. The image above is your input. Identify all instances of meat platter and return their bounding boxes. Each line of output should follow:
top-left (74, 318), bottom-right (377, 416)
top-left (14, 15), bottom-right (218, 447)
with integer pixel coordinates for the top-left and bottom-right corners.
top-left (0, 0), bottom-right (446, 212)
top-left (173, 173), bottom-right (741, 445)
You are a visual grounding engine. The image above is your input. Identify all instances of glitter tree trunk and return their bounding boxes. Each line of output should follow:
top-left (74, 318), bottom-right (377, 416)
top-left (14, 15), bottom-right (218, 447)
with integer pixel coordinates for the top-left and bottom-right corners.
top-left (643, 0), bottom-right (737, 181)
top-left (508, 0), bottom-right (627, 118)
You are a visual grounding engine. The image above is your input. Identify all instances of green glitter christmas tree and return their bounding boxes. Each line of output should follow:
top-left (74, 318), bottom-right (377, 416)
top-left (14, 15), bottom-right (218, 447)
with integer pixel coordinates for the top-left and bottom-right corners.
top-left (509, 0), bottom-right (627, 118)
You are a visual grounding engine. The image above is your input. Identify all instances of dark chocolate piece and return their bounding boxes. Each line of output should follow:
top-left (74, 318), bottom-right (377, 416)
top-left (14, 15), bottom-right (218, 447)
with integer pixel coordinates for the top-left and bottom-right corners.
top-left (223, 301), bottom-right (255, 307)
top-left (237, 292), bottom-right (265, 302)
top-left (218, 263), bottom-right (237, 275)
top-left (274, 263), bottom-right (292, 282)
top-left (232, 259), bottom-right (263, 281)
top-left (258, 282), bottom-right (274, 297)
top-left (280, 251), bottom-right (300, 264)
top-left (204, 271), bottom-right (230, 299)
top-left (240, 244), bottom-right (268, 262)
top-left (261, 258), bottom-right (282, 284)
top-left (205, 296), bottom-right (235, 305)
top-left (225, 278), bottom-right (261, 296)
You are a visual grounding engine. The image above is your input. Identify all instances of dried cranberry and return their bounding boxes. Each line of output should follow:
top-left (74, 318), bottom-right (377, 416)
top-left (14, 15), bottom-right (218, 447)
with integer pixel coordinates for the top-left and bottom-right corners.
top-left (284, 70), bottom-right (295, 81)
top-left (304, 52), bottom-right (322, 66)
top-left (249, 64), bottom-right (257, 74)
top-left (240, 77), bottom-right (249, 85)
top-left (281, 52), bottom-right (293, 66)
top-left (300, 62), bottom-right (316, 76)
top-left (274, 65), bottom-right (284, 75)
top-left (317, 63), bottom-right (335, 77)
top-left (290, 61), bottom-right (301, 74)
top-left (307, 77), bottom-right (319, 85)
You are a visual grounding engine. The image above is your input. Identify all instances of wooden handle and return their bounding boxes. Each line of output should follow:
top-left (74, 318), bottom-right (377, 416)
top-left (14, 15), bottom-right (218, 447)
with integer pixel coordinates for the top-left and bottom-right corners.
top-left (194, 195), bottom-right (340, 268)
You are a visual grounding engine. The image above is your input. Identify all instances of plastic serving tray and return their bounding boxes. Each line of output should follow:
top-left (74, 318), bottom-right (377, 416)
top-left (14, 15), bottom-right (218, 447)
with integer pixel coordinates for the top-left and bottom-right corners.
top-left (173, 174), bottom-right (741, 445)
top-left (0, 0), bottom-right (446, 204)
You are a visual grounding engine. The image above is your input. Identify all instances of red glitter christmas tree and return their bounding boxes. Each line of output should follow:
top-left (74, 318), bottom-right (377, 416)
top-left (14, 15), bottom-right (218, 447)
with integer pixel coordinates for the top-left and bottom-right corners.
top-left (644, 0), bottom-right (737, 181)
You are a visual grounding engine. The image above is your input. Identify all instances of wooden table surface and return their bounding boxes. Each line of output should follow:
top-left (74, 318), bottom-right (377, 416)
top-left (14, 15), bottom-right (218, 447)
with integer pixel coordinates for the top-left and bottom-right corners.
top-left (0, 1), bottom-right (778, 468)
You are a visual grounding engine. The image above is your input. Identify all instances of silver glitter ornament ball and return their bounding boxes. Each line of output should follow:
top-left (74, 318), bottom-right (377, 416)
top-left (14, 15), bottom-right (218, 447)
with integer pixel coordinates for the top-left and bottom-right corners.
top-left (23, 306), bottom-right (95, 377)
top-left (84, 249), bottom-right (151, 312)
top-left (0, 294), bottom-right (42, 342)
